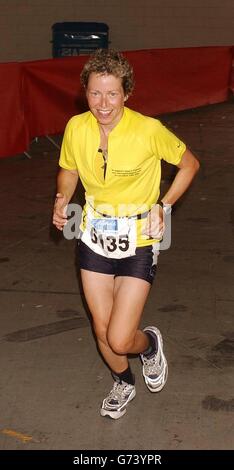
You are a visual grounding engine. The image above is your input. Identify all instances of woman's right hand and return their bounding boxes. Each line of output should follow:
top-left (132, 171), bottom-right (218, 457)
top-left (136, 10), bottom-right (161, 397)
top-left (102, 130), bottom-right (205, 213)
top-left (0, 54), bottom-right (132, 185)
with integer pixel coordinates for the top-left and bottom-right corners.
top-left (52, 193), bottom-right (68, 231)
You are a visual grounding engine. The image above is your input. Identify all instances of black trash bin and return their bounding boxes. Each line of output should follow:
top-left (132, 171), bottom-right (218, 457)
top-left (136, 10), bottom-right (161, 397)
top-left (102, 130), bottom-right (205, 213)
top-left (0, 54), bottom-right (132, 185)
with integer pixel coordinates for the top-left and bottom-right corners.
top-left (52, 22), bottom-right (109, 57)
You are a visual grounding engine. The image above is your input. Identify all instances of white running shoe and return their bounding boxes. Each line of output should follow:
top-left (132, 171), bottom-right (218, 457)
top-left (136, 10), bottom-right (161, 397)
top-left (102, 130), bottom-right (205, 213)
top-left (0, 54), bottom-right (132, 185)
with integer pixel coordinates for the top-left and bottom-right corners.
top-left (100, 381), bottom-right (136, 419)
top-left (140, 326), bottom-right (168, 393)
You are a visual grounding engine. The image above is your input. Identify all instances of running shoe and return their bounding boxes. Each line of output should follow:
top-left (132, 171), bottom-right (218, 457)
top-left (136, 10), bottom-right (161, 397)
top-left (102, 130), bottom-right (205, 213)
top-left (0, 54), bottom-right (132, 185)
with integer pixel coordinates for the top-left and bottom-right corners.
top-left (140, 326), bottom-right (168, 392)
top-left (100, 381), bottom-right (136, 419)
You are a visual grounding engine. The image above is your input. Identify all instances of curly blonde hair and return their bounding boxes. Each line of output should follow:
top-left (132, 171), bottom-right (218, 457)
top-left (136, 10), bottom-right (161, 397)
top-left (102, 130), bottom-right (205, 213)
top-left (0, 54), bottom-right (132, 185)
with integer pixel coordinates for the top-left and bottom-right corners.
top-left (80, 49), bottom-right (134, 96)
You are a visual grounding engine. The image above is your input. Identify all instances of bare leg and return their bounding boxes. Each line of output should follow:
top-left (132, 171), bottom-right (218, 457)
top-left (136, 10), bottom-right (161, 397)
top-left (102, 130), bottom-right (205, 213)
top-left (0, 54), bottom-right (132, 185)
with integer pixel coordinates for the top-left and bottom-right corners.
top-left (108, 276), bottom-right (151, 355)
top-left (81, 270), bottom-right (151, 372)
top-left (81, 269), bottom-right (128, 372)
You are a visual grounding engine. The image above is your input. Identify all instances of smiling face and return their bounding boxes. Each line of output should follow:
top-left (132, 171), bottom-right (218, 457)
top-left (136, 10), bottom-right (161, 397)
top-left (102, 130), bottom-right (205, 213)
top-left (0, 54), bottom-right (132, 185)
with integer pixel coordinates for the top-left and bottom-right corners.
top-left (86, 72), bottom-right (128, 131)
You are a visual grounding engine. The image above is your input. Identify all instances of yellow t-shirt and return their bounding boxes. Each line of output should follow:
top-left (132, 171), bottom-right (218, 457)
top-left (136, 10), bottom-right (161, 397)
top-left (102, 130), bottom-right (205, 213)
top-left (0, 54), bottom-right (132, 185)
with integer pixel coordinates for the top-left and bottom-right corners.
top-left (59, 106), bottom-right (186, 247)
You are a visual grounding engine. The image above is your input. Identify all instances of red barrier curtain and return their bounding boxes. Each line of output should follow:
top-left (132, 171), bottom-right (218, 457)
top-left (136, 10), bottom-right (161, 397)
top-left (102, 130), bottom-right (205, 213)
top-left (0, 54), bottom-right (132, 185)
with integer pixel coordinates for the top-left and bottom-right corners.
top-left (125, 47), bottom-right (232, 115)
top-left (0, 63), bottom-right (28, 158)
top-left (23, 56), bottom-right (88, 140)
top-left (230, 48), bottom-right (234, 92)
top-left (23, 47), bottom-right (232, 142)
top-left (0, 46), bottom-right (233, 158)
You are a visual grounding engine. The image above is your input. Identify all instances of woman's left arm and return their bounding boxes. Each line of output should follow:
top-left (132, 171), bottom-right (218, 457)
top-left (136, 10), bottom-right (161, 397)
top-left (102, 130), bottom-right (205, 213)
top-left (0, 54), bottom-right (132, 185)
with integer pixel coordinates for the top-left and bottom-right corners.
top-left (142, 149), bottom-right (200, 238)
top-left (161, 148), bottom-right (200, 206)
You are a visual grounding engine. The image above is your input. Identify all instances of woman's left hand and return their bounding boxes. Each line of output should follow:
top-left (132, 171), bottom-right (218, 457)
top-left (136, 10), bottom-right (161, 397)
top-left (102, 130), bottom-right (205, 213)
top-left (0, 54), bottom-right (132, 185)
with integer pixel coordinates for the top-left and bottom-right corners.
top-left (142, 204), bottom-right (165, 239)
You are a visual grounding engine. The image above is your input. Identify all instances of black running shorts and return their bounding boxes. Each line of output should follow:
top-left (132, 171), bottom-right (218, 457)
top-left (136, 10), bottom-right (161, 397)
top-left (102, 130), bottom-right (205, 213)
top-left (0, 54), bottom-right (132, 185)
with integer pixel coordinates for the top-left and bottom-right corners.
top-left (77, 240), bottom-right (159, 284)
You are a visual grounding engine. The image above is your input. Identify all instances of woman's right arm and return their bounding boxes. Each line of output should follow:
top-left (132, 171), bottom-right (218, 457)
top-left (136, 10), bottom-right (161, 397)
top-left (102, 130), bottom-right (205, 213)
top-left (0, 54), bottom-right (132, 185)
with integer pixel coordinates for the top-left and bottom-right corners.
top-left (53, 168), bottom-right (79, 231)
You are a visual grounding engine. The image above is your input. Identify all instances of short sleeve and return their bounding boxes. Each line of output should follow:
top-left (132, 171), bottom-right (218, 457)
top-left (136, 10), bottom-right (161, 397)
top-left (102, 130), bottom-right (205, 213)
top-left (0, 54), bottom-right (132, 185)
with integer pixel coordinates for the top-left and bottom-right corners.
top-left (151, 120), bottom-right (186, 165)
top-left (59, 118), bottom-right (78, 171)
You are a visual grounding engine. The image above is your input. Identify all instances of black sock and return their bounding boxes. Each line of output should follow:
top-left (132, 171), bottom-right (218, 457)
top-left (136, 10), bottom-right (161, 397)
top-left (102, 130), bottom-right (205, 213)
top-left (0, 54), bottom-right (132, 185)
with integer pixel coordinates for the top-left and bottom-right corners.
top-left (142, 331), bottom-right (158, 358)
top-left (112, 366), bottom-right (135, 385)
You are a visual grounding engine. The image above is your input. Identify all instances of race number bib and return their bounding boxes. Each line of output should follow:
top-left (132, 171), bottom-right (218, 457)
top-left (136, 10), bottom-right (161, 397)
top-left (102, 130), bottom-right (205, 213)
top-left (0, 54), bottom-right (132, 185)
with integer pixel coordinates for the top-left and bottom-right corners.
top-left (81, 208), bottom-right (137, 258)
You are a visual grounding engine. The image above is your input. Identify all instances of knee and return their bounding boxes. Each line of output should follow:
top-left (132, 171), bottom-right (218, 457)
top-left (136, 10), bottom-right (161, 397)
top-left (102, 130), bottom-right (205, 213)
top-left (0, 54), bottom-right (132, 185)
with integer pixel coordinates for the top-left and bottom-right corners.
top-left (107, 332), bottom-right (133, 355)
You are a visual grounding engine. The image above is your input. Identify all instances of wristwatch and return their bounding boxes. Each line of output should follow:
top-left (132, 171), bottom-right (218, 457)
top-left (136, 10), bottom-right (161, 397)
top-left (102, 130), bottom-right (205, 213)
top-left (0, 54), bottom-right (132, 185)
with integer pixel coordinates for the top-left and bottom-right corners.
top-left (161, 202), bottom-right (172, 215)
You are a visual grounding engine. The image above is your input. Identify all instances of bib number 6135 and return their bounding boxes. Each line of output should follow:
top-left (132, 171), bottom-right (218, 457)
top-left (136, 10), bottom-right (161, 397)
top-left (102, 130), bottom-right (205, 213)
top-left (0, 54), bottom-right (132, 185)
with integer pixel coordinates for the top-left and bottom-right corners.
top-left (90, 227), bottom-right (129, 253)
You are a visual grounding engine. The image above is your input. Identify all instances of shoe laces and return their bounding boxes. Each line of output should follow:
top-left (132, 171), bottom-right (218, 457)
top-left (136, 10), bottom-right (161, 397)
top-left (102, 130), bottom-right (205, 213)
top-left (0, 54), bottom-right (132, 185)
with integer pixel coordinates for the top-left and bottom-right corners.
top-left (142, 351), bottom-right (162, 376)
top-left (107, 381), bottom-right (133, 404)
